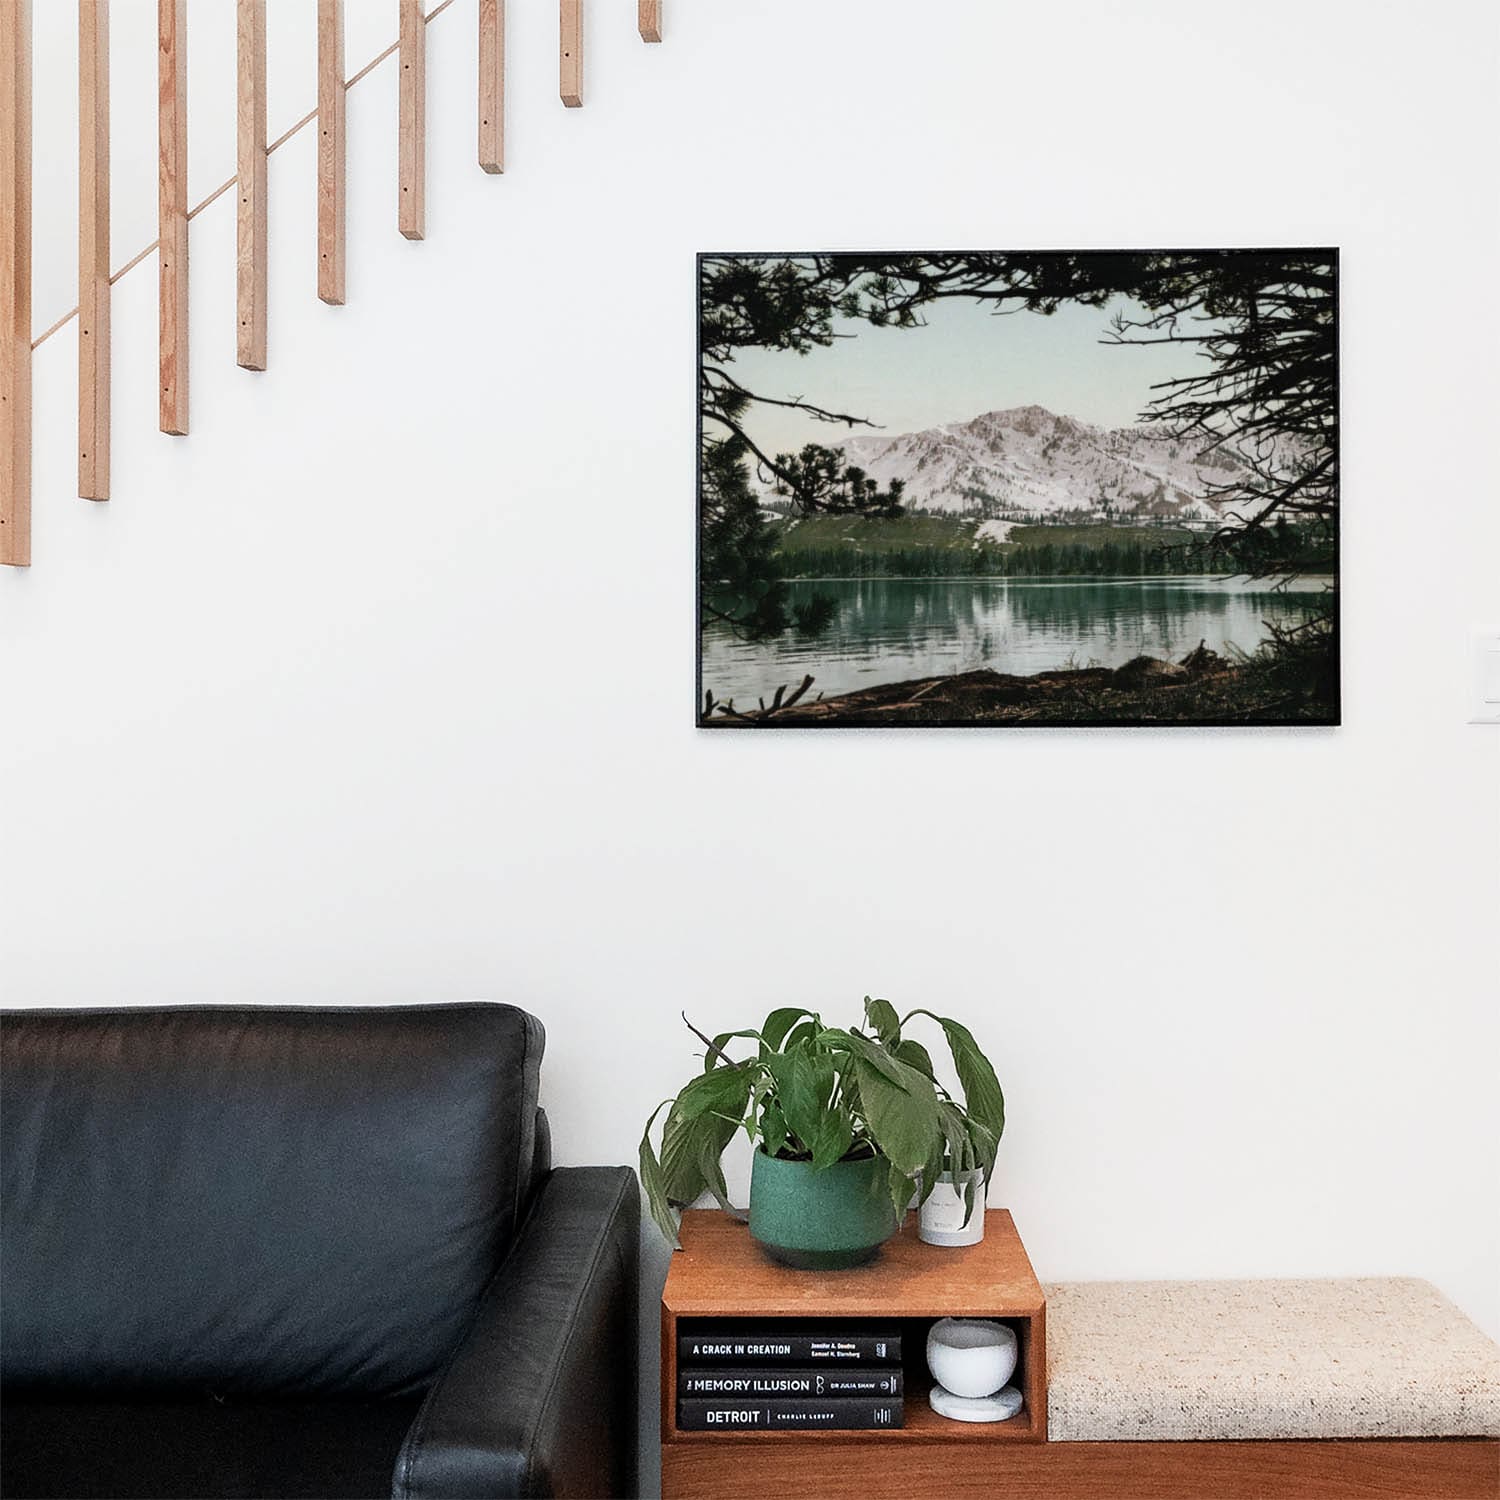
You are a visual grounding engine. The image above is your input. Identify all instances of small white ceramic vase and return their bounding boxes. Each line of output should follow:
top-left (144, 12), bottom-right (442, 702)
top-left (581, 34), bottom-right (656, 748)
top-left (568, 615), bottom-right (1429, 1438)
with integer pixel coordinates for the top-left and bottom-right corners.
top-left (926, 1317), bottom-right (1018, 1399)
top-left (917, 1168), bottom-right (985, 1246)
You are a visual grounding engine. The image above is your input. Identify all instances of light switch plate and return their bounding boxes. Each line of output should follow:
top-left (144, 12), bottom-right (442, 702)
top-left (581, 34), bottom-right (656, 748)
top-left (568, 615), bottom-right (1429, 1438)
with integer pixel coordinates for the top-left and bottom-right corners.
top-left (1471, 628), bottom-right (1500, 724)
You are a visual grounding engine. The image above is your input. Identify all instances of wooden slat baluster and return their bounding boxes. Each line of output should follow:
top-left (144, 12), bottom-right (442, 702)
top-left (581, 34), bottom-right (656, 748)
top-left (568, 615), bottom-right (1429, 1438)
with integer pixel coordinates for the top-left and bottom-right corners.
top-left (398, 0), bottom-right (425, 239)
top-left (236, 0), bottom-right (267, 370)
top-left (79, 1), bottom-right (110, 500)
top-left (560, 0), bottom-right (582, 107)
top-left (0, 0), bottom-right (29, 564)
top-left (478, 0), bottom-right (503, 173)
top-left (317, 0), bottom-right (345, 304)
top-left (638, 0), bottom-right (661, 43)
top-left (158, 0), bottom-right (188, 434)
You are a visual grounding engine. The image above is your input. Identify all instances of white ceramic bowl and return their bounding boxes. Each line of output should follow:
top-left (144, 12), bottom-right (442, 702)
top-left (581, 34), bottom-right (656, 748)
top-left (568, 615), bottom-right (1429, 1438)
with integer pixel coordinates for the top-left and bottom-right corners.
top-left (926, 1317), bottom-right (1018, 1399)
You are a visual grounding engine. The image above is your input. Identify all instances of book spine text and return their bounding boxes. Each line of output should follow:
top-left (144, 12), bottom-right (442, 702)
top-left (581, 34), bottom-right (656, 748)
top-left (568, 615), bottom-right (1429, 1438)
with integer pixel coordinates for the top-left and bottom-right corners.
top-left (677, 1397), bottom-right (904, 1431)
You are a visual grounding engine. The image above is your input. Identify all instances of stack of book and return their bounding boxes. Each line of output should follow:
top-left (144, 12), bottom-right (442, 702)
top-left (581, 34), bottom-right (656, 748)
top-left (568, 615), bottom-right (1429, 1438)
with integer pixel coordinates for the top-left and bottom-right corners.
top-left (676, 1326), bottom-right (904, 1431)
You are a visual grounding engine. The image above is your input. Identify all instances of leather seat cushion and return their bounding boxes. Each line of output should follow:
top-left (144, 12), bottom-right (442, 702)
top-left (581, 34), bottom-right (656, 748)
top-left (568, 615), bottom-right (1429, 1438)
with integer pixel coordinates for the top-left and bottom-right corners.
top-left (0, 1395), bottom-right (422, 1500)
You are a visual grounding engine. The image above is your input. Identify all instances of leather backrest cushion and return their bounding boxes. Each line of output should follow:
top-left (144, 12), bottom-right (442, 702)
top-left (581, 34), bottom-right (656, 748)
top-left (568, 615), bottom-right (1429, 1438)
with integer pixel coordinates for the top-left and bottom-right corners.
top-left (1, 1004), bottom-right (542, 1399)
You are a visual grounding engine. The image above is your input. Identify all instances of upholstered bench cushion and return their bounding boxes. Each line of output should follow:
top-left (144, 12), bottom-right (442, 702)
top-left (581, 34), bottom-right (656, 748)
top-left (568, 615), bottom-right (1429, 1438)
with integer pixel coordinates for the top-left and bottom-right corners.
top-left (1042, 1277), bottom-right (1500, 1442)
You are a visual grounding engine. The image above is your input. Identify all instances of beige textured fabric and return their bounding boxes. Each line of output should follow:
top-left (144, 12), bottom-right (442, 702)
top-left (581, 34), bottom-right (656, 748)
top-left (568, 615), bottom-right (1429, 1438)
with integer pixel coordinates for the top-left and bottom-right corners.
top-left (1042, 1277), bottom-right (1500, 1441)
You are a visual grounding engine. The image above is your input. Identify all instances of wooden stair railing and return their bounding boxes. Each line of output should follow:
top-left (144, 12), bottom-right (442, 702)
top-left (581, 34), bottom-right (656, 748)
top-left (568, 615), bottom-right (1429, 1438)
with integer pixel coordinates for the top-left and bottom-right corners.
top-left (560, 0), bottom-right (582, 108)
top-left (158, 0), bottom-right (188, 436)
top-left (0, 0), bottom-right (664, 568)
top-left (478, 0), bottom-right (503, 174)
top-left (78, 0), bottom-right (108, 499)
top-left (317, 0), bottom-right (346, 306)
top-left (237, 0), bottom-right (269, 374)
top-left (1, 0), bottom-right (30, 566)
top-left (398, 0), bottom-right (426, 239)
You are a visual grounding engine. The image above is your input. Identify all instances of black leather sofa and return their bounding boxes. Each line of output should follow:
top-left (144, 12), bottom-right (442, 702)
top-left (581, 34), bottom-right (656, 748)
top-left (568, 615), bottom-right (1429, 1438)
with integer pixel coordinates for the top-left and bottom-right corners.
top-left (0, 1004), bottom-right (639, 1500)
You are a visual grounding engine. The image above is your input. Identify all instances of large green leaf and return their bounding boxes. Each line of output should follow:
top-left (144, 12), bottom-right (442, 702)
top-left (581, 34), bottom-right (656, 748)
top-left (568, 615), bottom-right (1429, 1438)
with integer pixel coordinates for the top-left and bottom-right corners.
top-left (863, 997), bottom-right (901, 1046)
top-left (834, 1028), bottom-right (923, 1091)
top-left (695, 1127), bottom-right (736, 1215)
top-left (659, 1108), bottom-right (705, 1202)
top-left (764, 1044), bottom-right (833, 1155)
top-left (851, 1053), bottom-right (939, 1174)
top-left (913, 1131), bottom-right (946, 1213)
top-left (887, 1157), bottom-right (916, 1225)
top-left (906, 1009), bottom-right (1005, 1144)
top-left (760, 1007), bottom-right (816, 1054)
top-left (639, 1101), bottom-right (680, 1248)
top-left (781, 1019), bottom-right (819, 1053)
top-left (893, 1038), bottom-right (935, 1080)
top-left (965, 1115), bottom-right (999, 1179)
top-left (808, 1104), bottom-right (854, 1172)
top-left (937, 1101), bottom-right (972, 1176)
top-left (759, 1098), bottom-right (789, 1159)
top-left (840, 1070), bottom-right (872, 1155)
top-left (745, 1073), bottom-right (773, 1139)
top-left (674, 1061), bottom-right (755, 1122)
top-left (936, 1101), bottom-right (992, 1227)
top-left (661, 1079), bottom-right (742, 1204)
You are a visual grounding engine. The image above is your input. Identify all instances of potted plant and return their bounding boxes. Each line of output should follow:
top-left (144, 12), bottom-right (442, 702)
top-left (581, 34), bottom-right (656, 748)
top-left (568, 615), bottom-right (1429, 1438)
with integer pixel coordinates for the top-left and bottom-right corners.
top-left (640, 997), bottom-right (1005, 1268)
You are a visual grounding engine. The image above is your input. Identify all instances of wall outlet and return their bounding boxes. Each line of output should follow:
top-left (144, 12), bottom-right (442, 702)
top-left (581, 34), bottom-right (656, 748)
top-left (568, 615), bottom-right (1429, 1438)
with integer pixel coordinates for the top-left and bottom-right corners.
top-left (1471, 629), bottom-right (1500, 724)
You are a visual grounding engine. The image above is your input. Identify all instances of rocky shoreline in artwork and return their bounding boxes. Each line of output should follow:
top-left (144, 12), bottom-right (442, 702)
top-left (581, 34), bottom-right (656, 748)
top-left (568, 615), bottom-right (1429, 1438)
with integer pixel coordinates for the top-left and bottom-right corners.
top-left (702, 643), bottom-right (1335, 727)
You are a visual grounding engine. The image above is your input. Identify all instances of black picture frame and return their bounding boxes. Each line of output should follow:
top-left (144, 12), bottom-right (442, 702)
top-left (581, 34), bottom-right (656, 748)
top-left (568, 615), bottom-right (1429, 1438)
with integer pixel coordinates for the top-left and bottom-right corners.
top-left (696, 248), bottom-right (1340, 730)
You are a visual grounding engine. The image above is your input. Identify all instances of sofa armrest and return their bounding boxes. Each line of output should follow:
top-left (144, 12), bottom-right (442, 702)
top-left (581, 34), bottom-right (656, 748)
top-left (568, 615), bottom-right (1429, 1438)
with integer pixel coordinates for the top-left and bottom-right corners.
top-left (394, 1166), bottom-right (640, 1500)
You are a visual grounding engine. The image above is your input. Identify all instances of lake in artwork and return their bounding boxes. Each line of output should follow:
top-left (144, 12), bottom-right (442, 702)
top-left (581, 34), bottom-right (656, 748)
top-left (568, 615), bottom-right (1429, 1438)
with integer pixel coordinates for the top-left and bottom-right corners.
top-left (701, 574), bottom-right (1335, 709)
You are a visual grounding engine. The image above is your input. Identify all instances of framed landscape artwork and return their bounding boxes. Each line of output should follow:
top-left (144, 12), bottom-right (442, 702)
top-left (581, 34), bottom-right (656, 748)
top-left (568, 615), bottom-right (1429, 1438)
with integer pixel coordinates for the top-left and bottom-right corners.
top-left (696, 250), bottom-right (1339, 727)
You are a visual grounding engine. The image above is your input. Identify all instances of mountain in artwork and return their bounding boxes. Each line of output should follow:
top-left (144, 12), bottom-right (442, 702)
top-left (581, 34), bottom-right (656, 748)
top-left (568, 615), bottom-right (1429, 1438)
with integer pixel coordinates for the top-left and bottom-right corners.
top-left (821, 404), bottom-right (1259, 522)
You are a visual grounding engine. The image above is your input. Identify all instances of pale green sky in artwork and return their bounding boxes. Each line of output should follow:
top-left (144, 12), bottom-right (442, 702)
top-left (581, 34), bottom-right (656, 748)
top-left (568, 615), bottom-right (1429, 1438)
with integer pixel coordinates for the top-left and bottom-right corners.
top-left (722, 293), bottom-right (1214, 460)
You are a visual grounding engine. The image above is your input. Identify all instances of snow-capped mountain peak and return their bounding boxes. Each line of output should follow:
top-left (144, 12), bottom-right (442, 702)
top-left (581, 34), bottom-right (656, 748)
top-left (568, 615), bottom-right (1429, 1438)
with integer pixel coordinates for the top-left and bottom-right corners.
top-left (829, 405), bottom-right (1248, 522)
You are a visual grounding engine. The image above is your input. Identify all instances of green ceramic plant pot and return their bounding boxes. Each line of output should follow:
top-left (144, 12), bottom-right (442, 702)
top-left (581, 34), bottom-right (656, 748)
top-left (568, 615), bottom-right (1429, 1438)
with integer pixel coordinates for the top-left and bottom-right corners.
top-left (748, 1149), bottom-right (899, 1270)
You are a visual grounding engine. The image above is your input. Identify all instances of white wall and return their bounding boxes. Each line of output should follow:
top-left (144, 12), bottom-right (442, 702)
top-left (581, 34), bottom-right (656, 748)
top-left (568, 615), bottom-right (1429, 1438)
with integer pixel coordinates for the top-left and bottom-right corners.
top-left (5, 0), bottom-right (1498, 1477)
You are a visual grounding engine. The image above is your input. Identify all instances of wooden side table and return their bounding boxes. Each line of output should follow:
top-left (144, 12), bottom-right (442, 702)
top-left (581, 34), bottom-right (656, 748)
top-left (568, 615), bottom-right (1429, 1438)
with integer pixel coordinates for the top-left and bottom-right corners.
top-left (661, 1209), bottom-right (1046, 1500)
